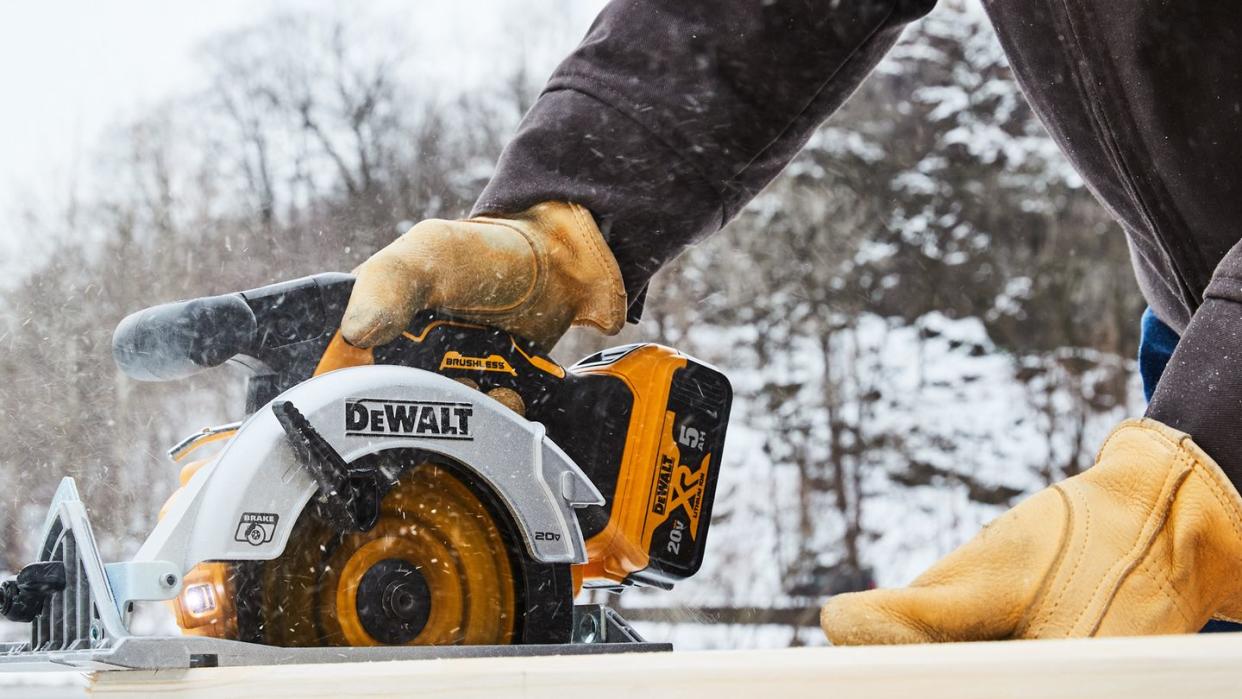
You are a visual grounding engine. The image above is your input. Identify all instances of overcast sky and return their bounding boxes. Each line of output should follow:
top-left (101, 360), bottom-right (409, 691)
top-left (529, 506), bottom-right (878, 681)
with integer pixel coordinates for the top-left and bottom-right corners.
top-left (0, 2), bottom-right (254, 240)
top-left (0, 0), bottom-right (600, 267)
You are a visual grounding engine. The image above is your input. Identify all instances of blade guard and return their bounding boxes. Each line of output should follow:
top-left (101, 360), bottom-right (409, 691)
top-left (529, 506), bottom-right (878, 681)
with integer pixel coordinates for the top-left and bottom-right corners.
top-left (134, 365), bottom-right (603, 582)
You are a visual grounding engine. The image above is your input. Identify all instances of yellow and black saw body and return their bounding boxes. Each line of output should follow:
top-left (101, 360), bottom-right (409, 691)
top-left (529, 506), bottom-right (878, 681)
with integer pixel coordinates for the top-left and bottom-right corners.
top-left (116, 273), bottom-right (732, 649)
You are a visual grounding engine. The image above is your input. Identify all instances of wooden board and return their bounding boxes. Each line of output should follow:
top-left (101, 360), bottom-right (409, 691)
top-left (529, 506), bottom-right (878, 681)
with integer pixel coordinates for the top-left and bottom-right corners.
top-left (91, 632), bottom-right (1242, 698)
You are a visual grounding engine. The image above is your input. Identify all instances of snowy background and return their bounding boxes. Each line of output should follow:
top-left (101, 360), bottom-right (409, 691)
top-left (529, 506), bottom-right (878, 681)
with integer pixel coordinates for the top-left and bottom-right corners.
top-left (0, 0), bottom-right (1146, 671)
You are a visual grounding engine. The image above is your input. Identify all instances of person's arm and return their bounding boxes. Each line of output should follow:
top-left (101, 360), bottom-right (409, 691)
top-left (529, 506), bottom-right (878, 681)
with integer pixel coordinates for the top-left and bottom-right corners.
top-left (475, 0), bottom-right (937, 320)
top-left (344, 0), bottom-right (933, 351)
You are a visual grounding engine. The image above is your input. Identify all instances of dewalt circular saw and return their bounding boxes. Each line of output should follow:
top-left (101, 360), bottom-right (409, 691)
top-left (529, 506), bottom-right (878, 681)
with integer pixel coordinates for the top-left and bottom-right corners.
top-left (0, 273), bottom-right (732, 669)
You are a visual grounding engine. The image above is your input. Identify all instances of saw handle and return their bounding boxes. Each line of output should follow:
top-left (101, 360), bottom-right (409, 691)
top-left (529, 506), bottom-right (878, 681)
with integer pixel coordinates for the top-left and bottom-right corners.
top-left (112, 292), bottom-right (258, 381)
top-left (112, 273), bottom-right (355, 389)
top-left (111, 272), bottom-right (564, 413)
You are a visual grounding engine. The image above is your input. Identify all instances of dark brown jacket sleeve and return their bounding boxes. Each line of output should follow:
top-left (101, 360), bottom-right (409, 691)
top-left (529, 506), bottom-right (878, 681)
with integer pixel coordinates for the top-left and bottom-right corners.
top-left (1147, 238), bottom-right (1242, 486)
top-left (474, 0), bottom-right (937, 319)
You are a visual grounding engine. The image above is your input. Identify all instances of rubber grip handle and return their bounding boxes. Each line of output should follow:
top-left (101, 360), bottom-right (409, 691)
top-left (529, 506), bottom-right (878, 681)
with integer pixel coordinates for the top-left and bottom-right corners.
top-left (112, 293), bottom-right (258, 381)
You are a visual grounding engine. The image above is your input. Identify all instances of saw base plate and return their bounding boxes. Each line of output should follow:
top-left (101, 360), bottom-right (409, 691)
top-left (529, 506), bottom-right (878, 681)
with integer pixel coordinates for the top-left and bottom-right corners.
top-left (1, 636), bottom-right (671, 673)
top-left (0, 604), bottom-right (668, 672)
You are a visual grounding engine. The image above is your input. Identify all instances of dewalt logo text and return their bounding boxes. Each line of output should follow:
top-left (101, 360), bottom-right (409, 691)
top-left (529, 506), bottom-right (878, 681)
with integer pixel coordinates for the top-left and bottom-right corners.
top-left (345, 398), bottom-right (474, 441)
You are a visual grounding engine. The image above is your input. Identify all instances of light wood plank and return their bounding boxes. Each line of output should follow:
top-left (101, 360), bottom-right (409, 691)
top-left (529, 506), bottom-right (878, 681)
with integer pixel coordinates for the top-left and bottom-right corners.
top-left (91, 633), bottom-right (1242, 699)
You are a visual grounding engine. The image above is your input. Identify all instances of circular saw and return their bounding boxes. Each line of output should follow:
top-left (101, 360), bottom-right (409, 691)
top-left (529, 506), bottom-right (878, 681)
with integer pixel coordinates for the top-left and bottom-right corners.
top-left (0, 273), bottom-right (732, 670)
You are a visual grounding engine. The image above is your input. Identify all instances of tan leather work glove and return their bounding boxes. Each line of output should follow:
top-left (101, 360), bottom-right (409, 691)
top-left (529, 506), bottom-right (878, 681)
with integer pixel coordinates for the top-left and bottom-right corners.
top-left (342, 201), bottom-right (627, 350)
top-left (822, 418), bottom-right (1242, 644)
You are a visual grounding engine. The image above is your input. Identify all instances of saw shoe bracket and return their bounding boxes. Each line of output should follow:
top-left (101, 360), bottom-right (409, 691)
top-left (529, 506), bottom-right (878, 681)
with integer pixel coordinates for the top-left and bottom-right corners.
top-left (0, 478), bottom-right (134, 664)
top-left (103, 560), bottom-right (183, 608)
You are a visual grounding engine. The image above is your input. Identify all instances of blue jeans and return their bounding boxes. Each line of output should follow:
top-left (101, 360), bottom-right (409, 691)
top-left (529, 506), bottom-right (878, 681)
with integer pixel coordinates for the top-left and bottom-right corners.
top-left (1138, 307), bottom-right (1180, 402)
top-left (1138, 307), bottom-right (1241, 633)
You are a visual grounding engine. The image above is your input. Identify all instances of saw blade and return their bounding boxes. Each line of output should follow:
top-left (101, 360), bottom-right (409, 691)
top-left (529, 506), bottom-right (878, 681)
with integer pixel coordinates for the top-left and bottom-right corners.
top-left (258, 460), bottom-right (518, 647)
